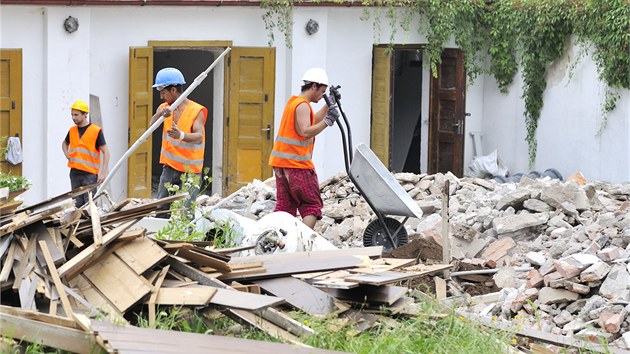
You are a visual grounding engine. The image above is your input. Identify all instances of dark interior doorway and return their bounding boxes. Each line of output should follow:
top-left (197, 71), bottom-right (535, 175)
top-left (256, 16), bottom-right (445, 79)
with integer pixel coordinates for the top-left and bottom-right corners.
top-left (391, 49), bottom-right (423, 174)
top-left (151, 48), bottom-right (215, 197)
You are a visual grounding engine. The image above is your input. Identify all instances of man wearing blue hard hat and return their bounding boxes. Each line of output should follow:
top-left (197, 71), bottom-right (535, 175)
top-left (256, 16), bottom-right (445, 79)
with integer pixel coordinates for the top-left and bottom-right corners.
top-left (149, 67), bottom-right (208, 216)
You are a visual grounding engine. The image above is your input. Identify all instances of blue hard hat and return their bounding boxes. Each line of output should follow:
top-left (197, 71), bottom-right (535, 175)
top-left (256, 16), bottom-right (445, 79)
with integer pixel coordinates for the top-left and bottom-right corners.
top-left (153, 68), bottom-right (186, 90)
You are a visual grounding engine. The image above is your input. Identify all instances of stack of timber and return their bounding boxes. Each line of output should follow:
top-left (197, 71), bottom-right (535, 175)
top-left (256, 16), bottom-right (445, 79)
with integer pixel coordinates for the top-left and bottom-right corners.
top-left (0, 186), bottom-right (452, 353)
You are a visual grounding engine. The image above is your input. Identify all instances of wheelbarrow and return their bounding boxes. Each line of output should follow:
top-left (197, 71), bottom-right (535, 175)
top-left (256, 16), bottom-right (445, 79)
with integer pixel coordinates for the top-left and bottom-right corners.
top-left (327, 86), bottom-right (423, 252)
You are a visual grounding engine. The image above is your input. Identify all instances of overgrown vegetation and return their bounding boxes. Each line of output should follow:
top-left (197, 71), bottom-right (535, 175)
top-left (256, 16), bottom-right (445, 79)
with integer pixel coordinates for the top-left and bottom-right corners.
top-left (260, 0), bottom-right (630, 167)
top-left (156, 170), bottom-right (211, 242)
top-left (130, 300), bottom-right (541, 353)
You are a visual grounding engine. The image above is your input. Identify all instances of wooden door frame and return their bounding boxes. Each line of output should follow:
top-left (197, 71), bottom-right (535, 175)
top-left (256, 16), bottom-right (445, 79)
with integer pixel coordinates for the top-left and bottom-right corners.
top-left (427, 48), bottom-right (466, 176)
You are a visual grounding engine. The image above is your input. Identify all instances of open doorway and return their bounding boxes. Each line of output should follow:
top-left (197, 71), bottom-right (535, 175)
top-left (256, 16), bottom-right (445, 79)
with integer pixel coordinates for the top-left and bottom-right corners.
top-left (391, 49), bottom-right (423, 174)
top-left (151, 48), bottom-right (215, 197)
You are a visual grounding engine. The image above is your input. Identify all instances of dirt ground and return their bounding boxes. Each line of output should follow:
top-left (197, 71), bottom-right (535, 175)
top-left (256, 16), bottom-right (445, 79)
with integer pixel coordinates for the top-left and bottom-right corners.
top-left (383, 236), bottom-right (498, 297)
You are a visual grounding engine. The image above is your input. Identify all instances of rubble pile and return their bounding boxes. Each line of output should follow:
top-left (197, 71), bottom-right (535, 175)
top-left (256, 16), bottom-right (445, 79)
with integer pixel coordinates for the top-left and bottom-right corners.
top-left (203, 171), bottom-right (630, 349)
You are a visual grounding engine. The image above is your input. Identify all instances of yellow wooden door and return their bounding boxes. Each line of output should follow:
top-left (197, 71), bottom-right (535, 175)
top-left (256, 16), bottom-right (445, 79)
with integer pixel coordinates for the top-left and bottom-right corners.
top-left (0, 49), bottom-right (23, 176)
top-left (127, 47), bottom-right (153, 198)
top-left (371, 47), bottom-right (392, 168)
top-left (225, 47), bottom-right (275, 194)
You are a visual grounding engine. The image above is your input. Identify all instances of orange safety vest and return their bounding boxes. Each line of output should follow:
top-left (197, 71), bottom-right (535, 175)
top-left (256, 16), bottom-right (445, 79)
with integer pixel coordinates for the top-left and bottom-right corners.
top-left (67, 124), bottom-right (102, 175)
top-left (268, 96), bottom-right (315, 169)
top-left (159, 101), bottom-right (208, 174)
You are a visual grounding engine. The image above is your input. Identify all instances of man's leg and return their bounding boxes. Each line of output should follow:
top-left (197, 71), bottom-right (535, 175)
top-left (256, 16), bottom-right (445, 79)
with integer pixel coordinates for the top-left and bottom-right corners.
top-left (156, 165), bottom-right (182, 218)
top-left (273, 167), bottom-right (298, 216)
top-left (70, 172), bottom-right (97, 208)
top-left (288, 168), bottom-right (323, 229)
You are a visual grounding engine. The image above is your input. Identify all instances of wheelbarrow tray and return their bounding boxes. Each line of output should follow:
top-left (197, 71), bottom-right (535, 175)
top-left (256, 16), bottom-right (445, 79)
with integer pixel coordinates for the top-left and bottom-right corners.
top-left (349, 143), bottom-right (423, 219)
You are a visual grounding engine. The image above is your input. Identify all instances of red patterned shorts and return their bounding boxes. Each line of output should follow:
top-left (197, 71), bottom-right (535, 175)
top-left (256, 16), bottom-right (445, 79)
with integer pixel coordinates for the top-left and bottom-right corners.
top-left (273, 167), bottom-right (323, 219)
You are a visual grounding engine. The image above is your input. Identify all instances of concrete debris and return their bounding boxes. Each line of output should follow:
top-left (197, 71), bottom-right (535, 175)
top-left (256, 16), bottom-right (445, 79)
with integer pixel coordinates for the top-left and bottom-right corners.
top-left (186, 171), bottom-right (630, 349)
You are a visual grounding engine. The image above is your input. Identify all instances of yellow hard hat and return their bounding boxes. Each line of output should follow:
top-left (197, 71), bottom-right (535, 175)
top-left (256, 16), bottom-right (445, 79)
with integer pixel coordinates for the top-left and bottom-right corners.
top-left (71, 100), bottom-right (89, 113)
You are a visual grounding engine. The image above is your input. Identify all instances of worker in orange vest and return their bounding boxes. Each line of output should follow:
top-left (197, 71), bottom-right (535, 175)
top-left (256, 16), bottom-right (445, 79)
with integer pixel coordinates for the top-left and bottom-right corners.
top-left (269, 68), bottom-right (340, 229)
top-left (150, 67), bottom-right (208, 216)
top-left (62, 99), bottom-right (110, 207)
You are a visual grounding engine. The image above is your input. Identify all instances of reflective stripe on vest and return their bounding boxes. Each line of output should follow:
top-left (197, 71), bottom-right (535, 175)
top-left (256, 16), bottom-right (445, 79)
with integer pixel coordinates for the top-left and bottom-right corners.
top-left (268, 96), bottom-right (315, 169)
top-left (159, 101), bottom-right (208, 174)
top-left (67, 124), bottom-right (101, 174)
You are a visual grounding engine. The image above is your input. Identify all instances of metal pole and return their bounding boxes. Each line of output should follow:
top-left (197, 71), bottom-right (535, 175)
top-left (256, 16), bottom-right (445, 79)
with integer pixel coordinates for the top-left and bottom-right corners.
top-left (96, 47), bottom-right (232, 198)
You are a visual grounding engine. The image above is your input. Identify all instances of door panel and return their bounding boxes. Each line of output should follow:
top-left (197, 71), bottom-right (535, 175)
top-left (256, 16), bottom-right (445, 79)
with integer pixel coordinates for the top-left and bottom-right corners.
top-left (127, 47), bottom-right (153, 198)
top-left (428, 49), bottom-right (465, 176)
top-left (0, 49), bottom-right (23, 176)
top-left (225, 47), bottom-right (275, 194)
top-left (371, 47), bottom-right (393, 168)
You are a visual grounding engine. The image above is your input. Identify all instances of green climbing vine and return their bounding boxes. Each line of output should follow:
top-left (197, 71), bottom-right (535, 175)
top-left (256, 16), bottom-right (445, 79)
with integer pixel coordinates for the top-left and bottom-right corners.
top-left (260, 0), bottom-right (630, 167)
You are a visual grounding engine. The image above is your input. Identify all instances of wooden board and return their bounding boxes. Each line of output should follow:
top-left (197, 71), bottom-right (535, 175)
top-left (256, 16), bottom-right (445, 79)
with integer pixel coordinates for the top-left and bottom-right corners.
top-left (255, 277), bottom-right (337, 315)
top-left (114, 236), bottom-right (168, 275)
top-left (67, 274), bottom-right (126, 323)
top-left (82, 252), bottom-right (151, 313)
top-left (57, 220), bottom-right (140, 279)
top-left (152, 287), bottom-right (216, 305)
top-left (88, 319), bottom-right (341, 354)
top-left (210, 288), bottom-right (284, 311)
top-left (343, 271), bottom-right (428, 286)
top-left (321, 285), bottom-right (408, 306)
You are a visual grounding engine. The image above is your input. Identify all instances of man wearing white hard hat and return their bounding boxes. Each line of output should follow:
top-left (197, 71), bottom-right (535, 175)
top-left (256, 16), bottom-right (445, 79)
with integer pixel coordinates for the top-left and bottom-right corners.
top-left (149, 67), bottom-right (208, 216)
top-left (268, 68), bottom-right (340, 229)
top-left (62, 99), bottom-right (110, 207)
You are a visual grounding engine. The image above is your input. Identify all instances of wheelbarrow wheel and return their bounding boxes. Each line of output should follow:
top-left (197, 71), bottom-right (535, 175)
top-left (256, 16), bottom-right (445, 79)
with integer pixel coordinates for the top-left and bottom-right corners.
top-left (363, 217), bottom-right (408, 252)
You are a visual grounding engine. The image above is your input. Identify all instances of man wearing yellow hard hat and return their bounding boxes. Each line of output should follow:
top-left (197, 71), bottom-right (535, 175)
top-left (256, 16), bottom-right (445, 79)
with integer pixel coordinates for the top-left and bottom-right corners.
top-left (62, 99), bottom-right (110, 207)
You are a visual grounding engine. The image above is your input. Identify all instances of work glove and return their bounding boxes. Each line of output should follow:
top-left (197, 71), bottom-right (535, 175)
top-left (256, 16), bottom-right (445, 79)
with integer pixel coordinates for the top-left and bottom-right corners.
top-left (323, 104), bottom-right (340, 127)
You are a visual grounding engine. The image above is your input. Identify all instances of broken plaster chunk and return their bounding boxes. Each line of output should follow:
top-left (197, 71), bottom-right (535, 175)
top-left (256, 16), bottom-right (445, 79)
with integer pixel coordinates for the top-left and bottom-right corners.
top-left (492, 212), bottom-right (549, 235)
top-left (481, 237), bottom-right (516, 262)
top-left (538, 287), bottom-right (579, 305)
top-left (525, 251), bottom-right (546, 266)
top-left (579, 262), bottom-right (611, 282)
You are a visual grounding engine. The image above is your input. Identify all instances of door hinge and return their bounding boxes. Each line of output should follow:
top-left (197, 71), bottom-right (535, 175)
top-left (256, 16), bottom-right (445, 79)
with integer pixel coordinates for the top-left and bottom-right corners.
top-left (225, 176), bottom-right (228, 186)
top-left (11, 101), bottom-right (15, 110)
top-left (128, 128), bottom-right (130, 143)
top-left (264, 94), bottom-right (268, 102)
top-left (226, 116), bottom-right (230, 126)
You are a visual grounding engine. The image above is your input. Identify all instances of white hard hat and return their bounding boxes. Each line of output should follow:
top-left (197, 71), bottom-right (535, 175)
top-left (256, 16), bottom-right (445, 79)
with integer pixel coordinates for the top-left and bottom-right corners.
top-left (302, 67), bottom-right (328, 86)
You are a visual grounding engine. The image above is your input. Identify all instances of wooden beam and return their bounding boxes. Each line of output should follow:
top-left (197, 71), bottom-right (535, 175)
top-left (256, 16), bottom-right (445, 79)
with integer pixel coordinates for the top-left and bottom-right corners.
top-left (87, 192), bottom-right (103, 248)
top-left (0, 312), bottom-right (99, 354)
top-left (39, 241), bottom-right (74, 318)
top-left (148, 265), bottom-right (169, 327)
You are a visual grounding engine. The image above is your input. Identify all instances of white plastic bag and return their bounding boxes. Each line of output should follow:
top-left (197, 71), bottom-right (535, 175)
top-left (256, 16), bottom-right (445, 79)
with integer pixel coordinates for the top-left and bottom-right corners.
top-left (465, 149), bottom-right (509, 178)
top-left (6, 136), bottom-right (22, 165)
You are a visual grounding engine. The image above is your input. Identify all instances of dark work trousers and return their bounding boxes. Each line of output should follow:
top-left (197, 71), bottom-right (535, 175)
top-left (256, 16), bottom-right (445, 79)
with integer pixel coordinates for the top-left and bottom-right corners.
top-left (156, 165), bottom-right (201, 219)
top-left (70, 171), bottom-right (98, 208)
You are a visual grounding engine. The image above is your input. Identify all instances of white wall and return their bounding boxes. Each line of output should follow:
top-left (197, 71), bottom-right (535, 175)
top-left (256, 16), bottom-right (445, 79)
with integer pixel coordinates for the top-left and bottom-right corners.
top-left (482, 38), bottom-right (630, 182)
top-left (2, 4), bottom-right (629, 207)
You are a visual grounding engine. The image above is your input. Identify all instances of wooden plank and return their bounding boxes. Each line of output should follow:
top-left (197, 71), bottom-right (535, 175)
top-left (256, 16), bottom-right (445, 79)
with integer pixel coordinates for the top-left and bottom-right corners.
top-left (321, 285), bottom-right (408, 306)
top-left (114, 236), bottom-right (168, 275)
top-left (148, 265), bottom-right (169, 327)
top-left (39, 241), bottom-right (74, 318)
top-left (88, 319), bottom-right (339, 354)
top-left (435, 276), bottom-right (447, 299)
top-left (87, 192), bottom-right (103, 248)
top-left (210, 288), bottom-right (284, 311)
top-left (255, 277), bottom-right (336, 315)
top-left (229, 246), bottom-right (383, 264)
top-left (0, 239), bottom-right (16, 281)
top-left (152, 287), bottom-right (217, 305)
top-left (25, 221), bottom-right (65, 266)
top-left (228, 309), bottom-right (302, 344)
top-left (0, 234), bottom-right (12, 258)
top-left (18, 273), bottom-right (38, 310)
top-left (344, 271), bottom-right (428, 286)
top-left (82, 252), bottom-right (151, 313)
top-left (57, 219), bottom-right (140, 279)
top-left (173, 247), bottom-right (232, 272)
top-left (12, 234), bottom-right (37, 290)
top-left (0, 312), bottom-right (99, 354)
top-left (221, 253), bottom-right (370, 282)
top-left (0, 304), bottom-right (81, 330)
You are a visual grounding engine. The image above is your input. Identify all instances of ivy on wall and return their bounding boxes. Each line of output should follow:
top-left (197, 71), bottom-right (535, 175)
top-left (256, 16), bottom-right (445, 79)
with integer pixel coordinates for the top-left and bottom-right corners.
top-left (261, 0), bottom-right (630, 167)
